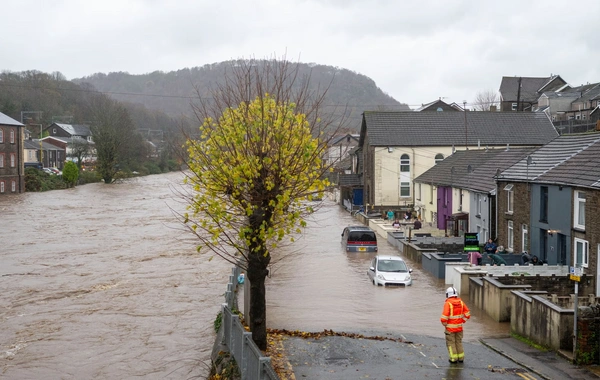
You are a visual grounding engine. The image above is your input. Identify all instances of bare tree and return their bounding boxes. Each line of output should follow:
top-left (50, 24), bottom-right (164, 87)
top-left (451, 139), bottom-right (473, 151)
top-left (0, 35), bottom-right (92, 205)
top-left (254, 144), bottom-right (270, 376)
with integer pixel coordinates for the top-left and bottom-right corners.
top-left (473, 89), bottom-right (499, 111)
top-left (68, 137), bottom-right (92, 171)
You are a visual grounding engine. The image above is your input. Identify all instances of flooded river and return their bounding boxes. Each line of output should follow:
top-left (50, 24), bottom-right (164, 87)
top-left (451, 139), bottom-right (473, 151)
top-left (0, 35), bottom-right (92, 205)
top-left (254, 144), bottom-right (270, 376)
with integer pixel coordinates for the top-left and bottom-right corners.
top-left (1, 173), bottom-right (508, 379)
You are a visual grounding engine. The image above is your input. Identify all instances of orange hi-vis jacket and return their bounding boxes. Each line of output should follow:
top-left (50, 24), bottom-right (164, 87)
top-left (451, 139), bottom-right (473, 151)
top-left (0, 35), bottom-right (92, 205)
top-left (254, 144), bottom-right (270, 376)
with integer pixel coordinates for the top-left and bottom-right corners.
top-left (440, 297), bottom-right (471, 333)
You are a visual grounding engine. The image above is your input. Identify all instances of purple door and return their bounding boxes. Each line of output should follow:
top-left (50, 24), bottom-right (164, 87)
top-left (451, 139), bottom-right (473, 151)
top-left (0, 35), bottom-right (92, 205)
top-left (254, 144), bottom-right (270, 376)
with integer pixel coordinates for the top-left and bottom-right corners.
top-left (437, 186), bottom-right (452, 230)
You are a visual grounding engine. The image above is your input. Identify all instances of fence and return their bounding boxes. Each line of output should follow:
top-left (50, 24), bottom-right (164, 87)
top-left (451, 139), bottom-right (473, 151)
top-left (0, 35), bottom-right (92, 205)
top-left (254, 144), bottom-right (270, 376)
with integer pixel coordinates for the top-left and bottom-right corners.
top-left (220, 266), bottom-right (280, 380)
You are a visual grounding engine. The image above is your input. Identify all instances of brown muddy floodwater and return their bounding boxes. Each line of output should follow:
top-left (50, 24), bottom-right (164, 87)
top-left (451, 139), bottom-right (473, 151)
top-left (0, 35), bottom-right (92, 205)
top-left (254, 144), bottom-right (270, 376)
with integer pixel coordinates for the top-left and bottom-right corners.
top-left (0, 172), bottom-right (231, 379)
top-left (1, 173), bottom-right (508, 379)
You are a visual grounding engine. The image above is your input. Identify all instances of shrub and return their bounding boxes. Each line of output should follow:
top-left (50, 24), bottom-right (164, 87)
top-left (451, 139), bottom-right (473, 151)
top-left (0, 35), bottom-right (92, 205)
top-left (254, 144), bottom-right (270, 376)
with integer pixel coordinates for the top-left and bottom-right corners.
top-left (78, 170), bottom-right (102, 185)
top-left (62, 161), bottom-right (79, 187)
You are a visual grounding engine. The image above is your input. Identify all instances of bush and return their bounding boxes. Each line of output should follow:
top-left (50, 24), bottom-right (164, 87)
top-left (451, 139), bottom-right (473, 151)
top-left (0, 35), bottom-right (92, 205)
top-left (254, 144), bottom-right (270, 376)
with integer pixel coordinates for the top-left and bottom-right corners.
top-left (24, 168), bottom-right (67, 192)
top-left (62, 161), bottom-right (79, 187)
top-left (143, 161), bottom-right (162, 175)
top-left (78, 170), bottom-right (102, 185)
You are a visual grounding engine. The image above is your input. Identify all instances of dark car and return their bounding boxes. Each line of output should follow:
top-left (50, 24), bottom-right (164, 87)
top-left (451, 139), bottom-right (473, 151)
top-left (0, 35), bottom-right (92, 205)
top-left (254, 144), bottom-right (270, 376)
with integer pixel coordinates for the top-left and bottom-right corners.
top-left (341, 226), bottom-right (378, 252)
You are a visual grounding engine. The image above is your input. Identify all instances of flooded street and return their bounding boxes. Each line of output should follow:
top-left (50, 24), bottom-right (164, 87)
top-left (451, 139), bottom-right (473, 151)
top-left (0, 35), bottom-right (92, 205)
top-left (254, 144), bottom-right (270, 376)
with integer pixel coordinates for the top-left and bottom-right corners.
top-left (1, 174), bottom-right (508, 379)
top-left (0, 172), bottom-right (231, 379)
top-left (268, 202), bottom-right (509, 342)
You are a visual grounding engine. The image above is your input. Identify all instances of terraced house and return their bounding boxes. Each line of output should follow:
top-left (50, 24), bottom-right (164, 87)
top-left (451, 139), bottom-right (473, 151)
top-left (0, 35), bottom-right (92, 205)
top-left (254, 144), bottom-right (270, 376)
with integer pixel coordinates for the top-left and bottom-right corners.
top-left (0, 111), bottom-right (25, 194)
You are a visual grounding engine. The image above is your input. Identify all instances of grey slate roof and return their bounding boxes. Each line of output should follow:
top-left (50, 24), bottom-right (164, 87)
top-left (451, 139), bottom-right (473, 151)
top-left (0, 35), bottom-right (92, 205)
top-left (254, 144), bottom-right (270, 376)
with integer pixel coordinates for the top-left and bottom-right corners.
top-left (414, 147), bottom-right (536, 193)
top-left (535, 138), bottom-right (600, 188)
top-left (499, 76), bottom-right (555, 102)
top-left (24, 139), bottom-right (64, 150)
top-left (499, 133), bottom-right (600, 182)
top-left (54, 123), bottom-right (92, 137)
top-left (339, 174), bottom-right (362, 187)
top-left (0, 112), bottom-right (23, 126)
top-left (360, 111), bottom-right (557, 147)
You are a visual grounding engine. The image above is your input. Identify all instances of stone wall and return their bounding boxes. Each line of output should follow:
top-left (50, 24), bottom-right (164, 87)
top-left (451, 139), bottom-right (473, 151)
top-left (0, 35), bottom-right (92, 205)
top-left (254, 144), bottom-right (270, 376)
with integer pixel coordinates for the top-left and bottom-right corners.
top-left (577, 305), bottom-right (600, 365)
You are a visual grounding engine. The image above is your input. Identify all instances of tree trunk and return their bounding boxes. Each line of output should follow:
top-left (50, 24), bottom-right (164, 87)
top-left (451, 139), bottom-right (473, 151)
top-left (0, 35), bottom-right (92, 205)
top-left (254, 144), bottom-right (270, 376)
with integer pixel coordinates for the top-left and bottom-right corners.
top-left (247, 251), bottom-right (270, 350)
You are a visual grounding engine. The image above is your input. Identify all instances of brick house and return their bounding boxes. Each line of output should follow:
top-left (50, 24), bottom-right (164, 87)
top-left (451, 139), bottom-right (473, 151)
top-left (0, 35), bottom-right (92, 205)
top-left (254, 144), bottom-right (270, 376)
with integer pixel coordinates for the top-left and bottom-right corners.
top-left (496, 132), bottom-right (600, 292)
top-left (499, 75), bottom-right (567, 112)
top-left (0, 112), bottom-right (25, 194)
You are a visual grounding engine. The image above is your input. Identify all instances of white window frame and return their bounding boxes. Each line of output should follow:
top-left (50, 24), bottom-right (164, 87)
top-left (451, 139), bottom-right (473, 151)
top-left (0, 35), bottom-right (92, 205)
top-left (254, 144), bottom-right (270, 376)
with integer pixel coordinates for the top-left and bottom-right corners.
top-left (400, 182), bottom-right (410, 197)
top-left (458, 189), bottom-right (463, 211)
top-left (10, 129), bottom-right (15, 144)
top-left (521, 224), bottom-right (528, 252)
top-left (504, 184), bottom-right (514, 214)
top-left (10, 153), bottom-right (15, 168)
top-left (574, 190), bottom-right (586, 230)
top-left (507, 220), bottom-right (514, 251)
top-left (476, 194), bottom-right (482, 216)
top-left (11, 180), bottom-right (15, 192)
top-left (512, 103), bottom-right (518, 111)
top-left (400, 154), bottom-right (410, 173)
top-left (0, 181), bottom-right (4, 193)
top-left (0, 154), bottom-right (4, 168)
top-left (574, 238), bottom-right (589, 268)
top-left (0, 128), bottom-right (3, 143)
top-left (416, 183), bottom-right (421, 201)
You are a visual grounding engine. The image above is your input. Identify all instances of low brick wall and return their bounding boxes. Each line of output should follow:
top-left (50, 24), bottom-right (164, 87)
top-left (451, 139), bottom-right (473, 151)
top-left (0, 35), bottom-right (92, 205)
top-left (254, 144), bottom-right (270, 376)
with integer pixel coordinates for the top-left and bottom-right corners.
top-left (577, 305), bottom-right (600, 365)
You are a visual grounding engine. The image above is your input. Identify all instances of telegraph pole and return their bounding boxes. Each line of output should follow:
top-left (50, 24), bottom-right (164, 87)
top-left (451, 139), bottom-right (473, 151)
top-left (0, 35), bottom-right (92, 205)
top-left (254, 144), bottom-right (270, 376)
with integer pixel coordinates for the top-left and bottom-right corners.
top-left (463, 101), bottom-right (468, 150)
top-left (516, 77), bottom-right (522, 112)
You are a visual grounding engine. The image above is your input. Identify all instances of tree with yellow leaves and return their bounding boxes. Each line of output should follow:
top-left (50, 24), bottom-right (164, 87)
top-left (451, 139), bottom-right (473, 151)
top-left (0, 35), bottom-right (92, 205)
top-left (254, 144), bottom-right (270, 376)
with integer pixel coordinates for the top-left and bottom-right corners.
top-left (182, 58), bottom-right (345, 350)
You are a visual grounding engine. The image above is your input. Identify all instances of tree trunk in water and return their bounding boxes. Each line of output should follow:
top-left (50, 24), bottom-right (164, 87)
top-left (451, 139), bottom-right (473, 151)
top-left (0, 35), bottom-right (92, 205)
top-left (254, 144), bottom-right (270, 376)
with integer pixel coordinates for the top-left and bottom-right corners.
top-left (247, 251), bottom-right (270, 350)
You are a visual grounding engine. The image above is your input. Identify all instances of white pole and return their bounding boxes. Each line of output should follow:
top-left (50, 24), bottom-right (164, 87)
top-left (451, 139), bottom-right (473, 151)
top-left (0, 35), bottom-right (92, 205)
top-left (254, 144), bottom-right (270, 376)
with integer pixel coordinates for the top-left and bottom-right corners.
top-left (573, 280), bottom-right (579, 363)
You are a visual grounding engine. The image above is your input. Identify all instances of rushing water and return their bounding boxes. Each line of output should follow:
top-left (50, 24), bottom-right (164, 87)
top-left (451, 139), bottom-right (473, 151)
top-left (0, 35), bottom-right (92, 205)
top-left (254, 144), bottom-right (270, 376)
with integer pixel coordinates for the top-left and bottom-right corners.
top-left (0, 174), bottom-right (508, 379)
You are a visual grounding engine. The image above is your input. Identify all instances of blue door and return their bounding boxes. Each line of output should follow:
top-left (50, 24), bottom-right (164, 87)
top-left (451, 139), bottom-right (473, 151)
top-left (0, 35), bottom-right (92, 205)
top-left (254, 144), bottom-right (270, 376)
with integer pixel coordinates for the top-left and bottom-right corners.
top-left (353, 189), bottom-right (364, 206)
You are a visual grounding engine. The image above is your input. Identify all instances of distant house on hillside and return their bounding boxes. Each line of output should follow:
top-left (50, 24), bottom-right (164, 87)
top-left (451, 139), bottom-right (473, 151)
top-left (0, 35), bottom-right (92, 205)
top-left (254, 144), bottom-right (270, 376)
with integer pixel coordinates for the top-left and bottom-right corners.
top-left (324, 133), bottom-right (359, 166)
top-left (47, 123), bottom-right (93, 142)
top-left (0, 111), bottom-right (25, 194)
top-left (499, 75), bottom-right (567, 112)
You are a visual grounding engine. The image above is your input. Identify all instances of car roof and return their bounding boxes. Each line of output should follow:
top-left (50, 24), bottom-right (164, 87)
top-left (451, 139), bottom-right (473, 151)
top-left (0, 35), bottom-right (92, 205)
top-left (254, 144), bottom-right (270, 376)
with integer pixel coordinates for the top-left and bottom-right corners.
top-left (346, 226), bottom-right (373, 231)
top-left (376, 255), bottom-right (405, 261)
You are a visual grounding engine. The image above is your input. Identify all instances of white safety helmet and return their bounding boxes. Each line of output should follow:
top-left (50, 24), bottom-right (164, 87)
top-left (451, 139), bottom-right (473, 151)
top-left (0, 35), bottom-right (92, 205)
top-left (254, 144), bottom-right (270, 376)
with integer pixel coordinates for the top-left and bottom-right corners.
top-left (446, 287), bottom-right (458, 298)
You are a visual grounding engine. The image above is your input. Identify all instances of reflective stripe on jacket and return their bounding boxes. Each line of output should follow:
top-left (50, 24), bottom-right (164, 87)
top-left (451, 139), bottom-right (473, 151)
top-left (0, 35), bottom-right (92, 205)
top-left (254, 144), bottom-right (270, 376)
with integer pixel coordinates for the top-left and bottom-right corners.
top-left (440, 297), bottom-right (470, 332)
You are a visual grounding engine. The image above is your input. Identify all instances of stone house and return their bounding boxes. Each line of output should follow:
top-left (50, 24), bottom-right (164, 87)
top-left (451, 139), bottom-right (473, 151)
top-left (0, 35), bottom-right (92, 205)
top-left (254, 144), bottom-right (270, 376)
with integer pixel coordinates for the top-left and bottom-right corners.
top-left (357, 111), bottom-right (558, 221)
top-left (0, 111), bottom-right (25, 194)
top-left (496, 132), bottom-right (600, 295)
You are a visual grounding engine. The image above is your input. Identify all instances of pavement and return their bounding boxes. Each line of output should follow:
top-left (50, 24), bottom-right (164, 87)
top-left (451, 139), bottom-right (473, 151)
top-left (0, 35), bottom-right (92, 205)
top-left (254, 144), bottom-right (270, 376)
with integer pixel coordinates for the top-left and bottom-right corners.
top-left (280, 332), bottom-right (600, 379)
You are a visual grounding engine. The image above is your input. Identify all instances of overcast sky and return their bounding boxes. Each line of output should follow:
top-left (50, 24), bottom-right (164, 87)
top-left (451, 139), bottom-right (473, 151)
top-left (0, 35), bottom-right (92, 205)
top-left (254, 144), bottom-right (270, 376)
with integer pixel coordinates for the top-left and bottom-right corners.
top-left (2, 0), bottom-right (599, 108)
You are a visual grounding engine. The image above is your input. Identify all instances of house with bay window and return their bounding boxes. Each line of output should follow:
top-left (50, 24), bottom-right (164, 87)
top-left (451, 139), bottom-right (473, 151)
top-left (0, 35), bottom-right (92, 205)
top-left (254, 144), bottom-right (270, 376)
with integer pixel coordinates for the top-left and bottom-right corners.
top-left (357, 111), bottom-right (557, 221)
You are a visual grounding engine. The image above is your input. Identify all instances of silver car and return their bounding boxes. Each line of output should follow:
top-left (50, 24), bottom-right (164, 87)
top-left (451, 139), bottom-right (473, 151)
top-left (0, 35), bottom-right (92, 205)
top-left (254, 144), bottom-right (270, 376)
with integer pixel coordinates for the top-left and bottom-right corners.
top-left (368, 255), bottom-right (413, 286)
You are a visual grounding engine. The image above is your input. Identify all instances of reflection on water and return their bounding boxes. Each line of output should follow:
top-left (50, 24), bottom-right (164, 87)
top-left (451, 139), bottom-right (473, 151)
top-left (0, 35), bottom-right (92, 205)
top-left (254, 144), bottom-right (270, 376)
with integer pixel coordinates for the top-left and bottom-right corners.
top-left (0, 173), bottom-right (231, 379)
top-left (267, 201), bottom-right (509, 341)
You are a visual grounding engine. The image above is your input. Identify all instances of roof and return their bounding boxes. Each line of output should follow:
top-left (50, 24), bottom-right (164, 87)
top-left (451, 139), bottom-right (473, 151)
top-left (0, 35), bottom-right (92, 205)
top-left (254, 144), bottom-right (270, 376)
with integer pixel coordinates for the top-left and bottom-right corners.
top-left (330, 133), bottom-right (359, 145)
top-left (414, 147), bottom-right (536, 193)
top-left (24, 139), bottom-right (64, 150)
top-left (339, 173), bottom-right (362, 187)
top-left (535, 137), bottom-right (600, 189)
top-left (0, 112), bottom-right (23, 126)
top-left (53, 123), bottom-right (92, 137)
top-left (499, 133), bottom-right (600, 182)
top-left (499, 75), bottom-right (567, 103)
top-left (360, 111), bottom-right (557, 147)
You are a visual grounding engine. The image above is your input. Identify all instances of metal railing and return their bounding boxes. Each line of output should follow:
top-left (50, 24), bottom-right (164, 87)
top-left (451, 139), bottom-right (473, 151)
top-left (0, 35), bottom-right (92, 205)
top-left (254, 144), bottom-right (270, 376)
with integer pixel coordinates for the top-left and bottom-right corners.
top-left (220, 266), bottom-right (280, 380)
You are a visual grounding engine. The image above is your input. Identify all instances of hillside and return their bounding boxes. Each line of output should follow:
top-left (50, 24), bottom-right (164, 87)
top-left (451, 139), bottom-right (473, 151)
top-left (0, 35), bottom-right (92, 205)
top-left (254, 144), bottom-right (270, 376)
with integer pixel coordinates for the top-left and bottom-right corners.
top-left (74, 61), bottom-right (409, 132)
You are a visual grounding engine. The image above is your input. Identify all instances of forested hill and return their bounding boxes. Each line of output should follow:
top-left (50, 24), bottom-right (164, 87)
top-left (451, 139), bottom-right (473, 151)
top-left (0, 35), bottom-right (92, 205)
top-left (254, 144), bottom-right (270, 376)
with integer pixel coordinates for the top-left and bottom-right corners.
top-left (74, 61), bottom-right (409, 132)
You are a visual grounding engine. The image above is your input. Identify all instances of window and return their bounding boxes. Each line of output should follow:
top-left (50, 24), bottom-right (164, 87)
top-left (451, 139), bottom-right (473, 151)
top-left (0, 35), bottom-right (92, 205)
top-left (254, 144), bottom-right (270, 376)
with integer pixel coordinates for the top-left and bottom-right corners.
top-left (540, 186), bottom-right (548, 222)
top-left (574, 238), bottom-right (589, 268)
top-left (10, 129), bottom-right (15, 144)
top-left (522, 224), bottom-right (528, 252)
top-left (416, 183), bottom-right (421, 201)
top-left (0, 154), bottom-right (3, 168)
top-left (400, 154), bottom-right (410, 172)
top-left (507, 220), bottom-right (514, 251)
top-left (11, 181), bottom-right (15, 192)
top-left (0, 181), bottom-right (4, 193)
top-left (435, 153), bottom-right (444, 164)
top-left (476, 194), bottom-right (482, 216)
top-left (512, 103), bottom-right (518, 111)
top-left (429, 185), bottom-right (434, 204)
top-left (400, 182), bottom-right (410, 197)
top-left (458, 189), bottom-right (463, 211)
top-left (10, 153), bottom-right (15, 167)
top-left (505, 184), bottom-right (513, 213)
top-left (0, 128), bottom-right (3, 143)
top-left (574, 190), bottom-right (585, 230)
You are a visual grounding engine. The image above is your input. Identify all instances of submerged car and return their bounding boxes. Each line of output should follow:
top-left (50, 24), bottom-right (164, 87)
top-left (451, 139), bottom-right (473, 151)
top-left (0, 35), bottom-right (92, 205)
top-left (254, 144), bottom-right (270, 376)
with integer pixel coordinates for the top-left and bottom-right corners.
top-left (368, 255), bottom-right (413, 286)
top-left (341, 226), bottom-right (378, 252)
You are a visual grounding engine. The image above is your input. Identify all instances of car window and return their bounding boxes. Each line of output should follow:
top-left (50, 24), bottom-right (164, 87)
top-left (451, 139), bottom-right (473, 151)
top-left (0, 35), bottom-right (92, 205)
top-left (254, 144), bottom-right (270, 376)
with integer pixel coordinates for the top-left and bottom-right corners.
top-left (377, 259), bottom-right (408, 272)
top-left (348, 231), bottom-right (376, 242)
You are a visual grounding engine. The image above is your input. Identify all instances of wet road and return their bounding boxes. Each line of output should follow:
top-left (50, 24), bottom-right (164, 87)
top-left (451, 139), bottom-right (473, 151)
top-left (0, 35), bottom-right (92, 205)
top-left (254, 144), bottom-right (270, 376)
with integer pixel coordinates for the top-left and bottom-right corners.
top-left (0, 172), bottom-right (231, 379)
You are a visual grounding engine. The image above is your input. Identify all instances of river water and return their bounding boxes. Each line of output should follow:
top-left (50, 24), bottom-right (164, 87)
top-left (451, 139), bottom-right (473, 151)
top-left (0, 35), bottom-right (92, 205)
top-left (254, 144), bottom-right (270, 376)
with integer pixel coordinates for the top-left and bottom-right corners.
top-left (0, 173), bottom-right (508, 379)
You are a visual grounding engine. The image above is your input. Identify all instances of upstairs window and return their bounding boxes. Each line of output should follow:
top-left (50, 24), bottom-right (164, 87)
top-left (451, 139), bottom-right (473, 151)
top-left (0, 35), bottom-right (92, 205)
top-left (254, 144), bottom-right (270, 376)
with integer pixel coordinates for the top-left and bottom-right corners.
top-left (10, 129), bottom-right (15, 144)
top-left (10, 153), bottom-right (15, 167)
top-left (435, 153), bottom-right (444, 164)
top-left (575, 238), bottom-right (589, 268)
top-left (505, 184), bottom-right (514, 213)
top-left (400, 154), bottom-right (410, 172)
top-left (540, 186), bottom-right (548, 223)
top-left (574, 190), bottom-right (586, 230)
top-left (512, 103), bottom-right (518, 111)
top-left (0, 129), bottom-right (3, 143)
